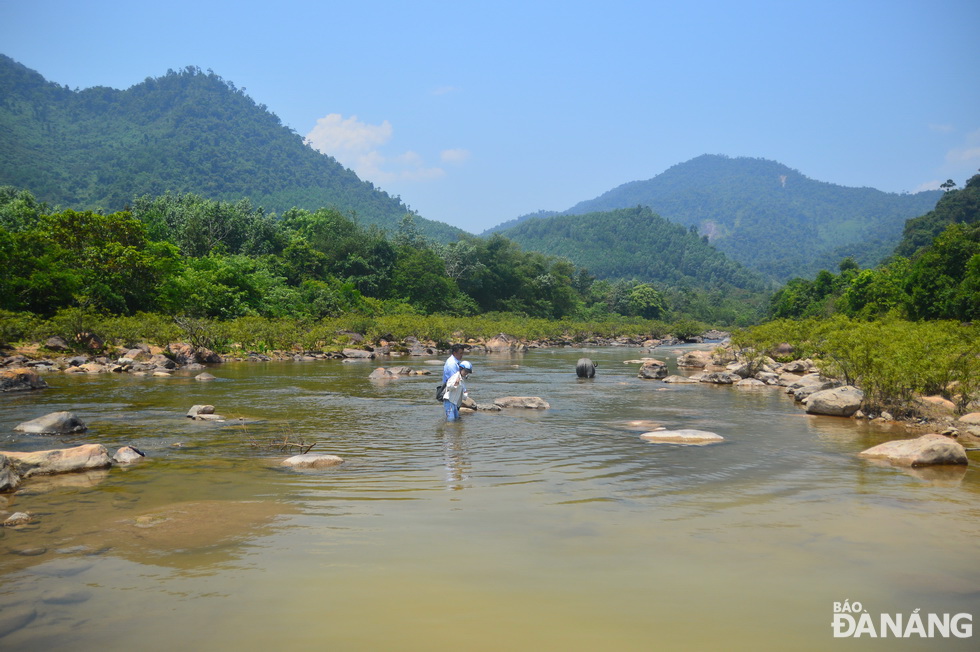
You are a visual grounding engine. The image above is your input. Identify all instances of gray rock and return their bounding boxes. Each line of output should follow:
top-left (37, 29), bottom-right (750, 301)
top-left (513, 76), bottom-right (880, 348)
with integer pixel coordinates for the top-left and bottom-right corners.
top-left (282, 453), bottom-right (344, 468)
top-left (640, 429), bottom-right (724, 445)
top-left (186, 405), bottom-right (215, 418)
top-left (493, 396), bottom-right (550, 409)
top-left (662, 375), bottom-right (699, 384)
top-left (14, 411), bottom-right (87, 435)
top-left (637, 360), bottom-right (668, 379)
top-left (195, 372), bottom-right (217, 381)
top-left (0, 454), bottom-right (19, 492)
top-left (3, 512), bottom-right (32, 526)
top-left (0, 368), bottom-right (48, 392)
top-left (699, 371), bottom-right (742, 384)
top-left (805, 385), bottom-right (864, 416)
top-left (859, 434), bottom-right (968, 467)
top-left (113, 446), bottom-right (145, 464)
top-left (342, 348), bottom-right (375, 359)
top-left (2, 444), bottom-right (112, 477)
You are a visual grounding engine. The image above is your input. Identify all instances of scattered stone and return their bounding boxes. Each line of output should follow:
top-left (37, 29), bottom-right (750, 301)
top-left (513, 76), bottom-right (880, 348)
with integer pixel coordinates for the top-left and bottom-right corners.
top-left (735, 378), bottom-right (767, 387)
top-left (956, 412), bottom-right (980, 425)
top-left (0, 455), bottom-right (19, 492)
top-left (640, 429), bottom-right (725, 446)
top-left (0, 368), bottom-right (48, 392)
top-left (195, 372), bottom-right (216, 382)
top-left (858, 434), bottom-right (968, 467)
top-left (805, 385), bottom-right (864, 417)
top-left (282, 453), bottom-right (344, 468)
top-left (44, 336), bottom-right (72, 351)
top-left (342, 348), bottom-right (375, 359)
top-left (186, 405), bottom-right (215, 418)
top-left (2, 444), bottom-right (112, 478)
top-left (662, 375), bottom-right (699, 384)
top-left (3, 511), bottom-right (32, 526)
top-left (113, 446), bottom-right (145, 464)
top-left (493, 396), bottom-right (550, 409)
top-left (13, 411), bottom-right (87, 435)
top-left (699, 371), bottom-right (742, 384)
top-left (485, 333), bottom-right (527, 353)
top-left (676, 350), bottom-right (713, 368)
top-left (637, 359), bottom-right (668, 379)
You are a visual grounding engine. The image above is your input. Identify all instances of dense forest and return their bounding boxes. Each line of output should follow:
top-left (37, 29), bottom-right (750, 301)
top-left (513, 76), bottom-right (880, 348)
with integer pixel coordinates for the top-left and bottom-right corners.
top-left (0, 55), bottom-right (461, 242)
top-left (497, 206), bottom-right (774, 324)
top-left (493, 155), bottom-right (942, 281)
top-left (0, 187), bottom-right (756, 337)
top-left (765, 174), bottom-right (980, 322)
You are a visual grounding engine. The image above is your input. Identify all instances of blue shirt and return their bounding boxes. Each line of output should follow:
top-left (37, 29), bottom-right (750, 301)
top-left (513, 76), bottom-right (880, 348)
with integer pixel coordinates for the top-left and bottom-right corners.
top-left (443, 354), bottom-right (462, 384)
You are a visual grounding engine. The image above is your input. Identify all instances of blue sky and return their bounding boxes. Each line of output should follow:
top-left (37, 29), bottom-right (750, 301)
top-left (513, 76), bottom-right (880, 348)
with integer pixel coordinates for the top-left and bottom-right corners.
top-left (2, 0), bottom-right (978, 233)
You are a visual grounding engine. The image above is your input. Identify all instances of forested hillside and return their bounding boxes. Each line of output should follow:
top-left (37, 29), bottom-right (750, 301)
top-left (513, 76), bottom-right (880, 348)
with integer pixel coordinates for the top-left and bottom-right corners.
top-left (765, 174), bottom-right (980, 322)
top-left (0, 55), bottom-right (462, 241)
top-left (494, 155), bottom-right (942, 281)
top-left (497, 206), bottom-right (773, 324)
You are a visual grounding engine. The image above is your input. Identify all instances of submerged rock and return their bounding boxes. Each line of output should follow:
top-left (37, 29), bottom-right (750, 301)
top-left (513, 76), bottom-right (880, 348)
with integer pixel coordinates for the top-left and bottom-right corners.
top-left (2, 444), bottom-right (112, 478)
top-left (13, 411), bottom-right (87, 435)
top-left (858, 434), bottom-right (968, 467)
top-left (493, 396), bottom-right (550, 409)
top-left (113, 446), bottom-right (145, 464)
top-left (282, 453), bottom-right (344, 469)
top-left (640, 429), bottom-right (724, 446)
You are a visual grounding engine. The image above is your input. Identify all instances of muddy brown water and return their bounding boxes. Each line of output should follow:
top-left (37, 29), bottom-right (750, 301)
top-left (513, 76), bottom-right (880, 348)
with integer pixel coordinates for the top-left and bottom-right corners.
top-left (1, 346), bottom-right (977, 651)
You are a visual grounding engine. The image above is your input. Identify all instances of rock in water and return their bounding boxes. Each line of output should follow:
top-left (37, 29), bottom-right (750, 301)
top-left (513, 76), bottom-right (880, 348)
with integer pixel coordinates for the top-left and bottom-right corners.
top-left (13, 411), bottom-right (87, 435)
top-left (858, 434), bottom-right (968, 467)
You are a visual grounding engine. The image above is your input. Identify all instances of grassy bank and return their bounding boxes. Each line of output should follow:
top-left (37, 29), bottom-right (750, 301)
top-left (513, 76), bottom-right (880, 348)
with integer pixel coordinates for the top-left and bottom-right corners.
top-left (0, 308), bottom-right (711, 357)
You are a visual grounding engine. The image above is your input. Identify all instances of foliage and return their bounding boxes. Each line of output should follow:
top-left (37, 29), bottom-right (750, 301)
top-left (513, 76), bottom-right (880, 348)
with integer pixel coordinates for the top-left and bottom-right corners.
top-left (733, 317), bottom-right (980, 415)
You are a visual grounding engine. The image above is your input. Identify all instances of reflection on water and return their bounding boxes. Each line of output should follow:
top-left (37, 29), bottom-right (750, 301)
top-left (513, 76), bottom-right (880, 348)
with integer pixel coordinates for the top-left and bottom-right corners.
top-left (1, 346), bottom-right (978, 650)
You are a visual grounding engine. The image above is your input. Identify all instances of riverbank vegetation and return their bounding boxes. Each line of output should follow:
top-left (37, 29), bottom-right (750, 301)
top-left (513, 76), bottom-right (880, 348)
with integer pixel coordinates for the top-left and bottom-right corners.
top-left (0, 185), bottom-right (746, 353)
top-left (732, 175), bottom-right (980, 417)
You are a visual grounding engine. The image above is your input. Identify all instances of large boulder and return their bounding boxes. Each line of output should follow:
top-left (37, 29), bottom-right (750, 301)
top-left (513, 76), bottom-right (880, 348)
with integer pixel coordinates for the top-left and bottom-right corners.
top-left (493, 396), bottom-right (550, 409)
top-left (805, 386), bottom-right (864, 417)
top-left (0, 455), bottom-right (19, 492)
top-left (637, 359), bottom-right (668, 380)
top-left (0, 368), bottom-right (48, 393)
top-left (485, 333), bottom-right (526, 353)
top-left (14, 411), bottom-right (87, 435)
top-left (958, 412), bottom-right (980, 425)
top-left (3, 444), bottom-right (112, 478)
top-left (859, 434), bottom-right (968, 467)
top-left (676, 350), bottom-right (713, 368)
top-left (699, 371), bottom-right (742, 384)
top-left (342, 348), bottom-right (375, 359)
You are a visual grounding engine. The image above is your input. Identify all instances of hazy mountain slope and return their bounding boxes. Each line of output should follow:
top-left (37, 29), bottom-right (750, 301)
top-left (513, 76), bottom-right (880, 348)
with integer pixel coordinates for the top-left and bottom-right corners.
top-left (496, 206), bottom-right (773, 293)
top-left (0, 55), bottom-right (463, 241)
top-left (492, 155), bottom-right (941, 280)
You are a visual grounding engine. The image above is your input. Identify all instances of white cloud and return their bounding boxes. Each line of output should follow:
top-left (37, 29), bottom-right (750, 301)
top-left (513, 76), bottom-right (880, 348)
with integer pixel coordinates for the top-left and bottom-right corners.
top-left (913, 180), bottom-right (942, 192)
top-left (440, 148), bottom-right (471, 164)
top-left (305, 113), bottom-right (445, 184)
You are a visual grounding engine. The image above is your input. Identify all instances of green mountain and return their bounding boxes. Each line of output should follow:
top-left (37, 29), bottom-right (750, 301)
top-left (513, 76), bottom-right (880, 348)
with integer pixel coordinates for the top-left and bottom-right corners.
top-left (496, 205), bottom-right (773, 294)
top-left (492, 154), bottom-right (942, 281)
top-left (0, 55), bottom-right (463, 241)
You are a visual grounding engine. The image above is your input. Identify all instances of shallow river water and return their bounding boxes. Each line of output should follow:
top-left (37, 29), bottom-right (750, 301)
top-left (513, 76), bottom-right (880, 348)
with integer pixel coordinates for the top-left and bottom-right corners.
top-left (0, 345), bottom-right (977, 651)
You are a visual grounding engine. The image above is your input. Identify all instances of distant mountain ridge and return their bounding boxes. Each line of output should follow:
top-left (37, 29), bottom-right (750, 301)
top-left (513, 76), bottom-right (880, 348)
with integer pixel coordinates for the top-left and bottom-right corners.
top-left (490, 154), bottom-right (942, 280)
top-left (0, 54), bottom-right (463, 241)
